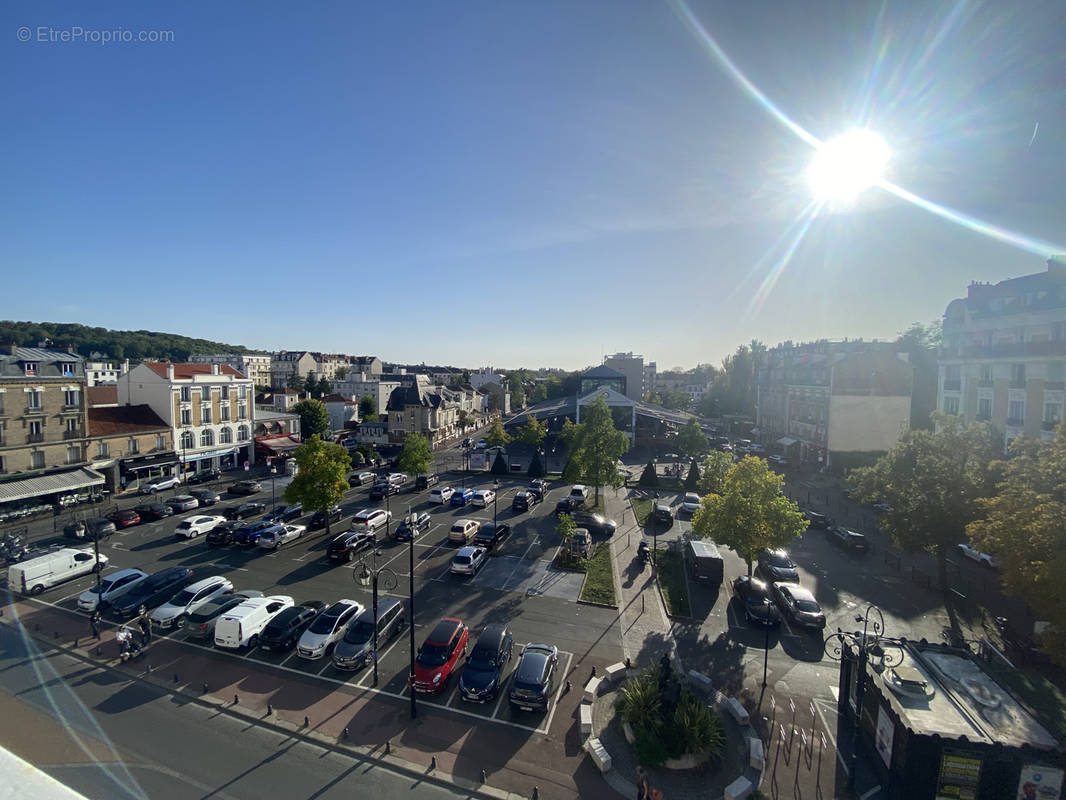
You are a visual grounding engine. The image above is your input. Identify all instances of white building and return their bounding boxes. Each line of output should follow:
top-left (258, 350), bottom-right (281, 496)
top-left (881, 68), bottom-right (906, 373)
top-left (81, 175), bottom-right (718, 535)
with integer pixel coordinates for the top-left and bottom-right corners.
top-left (188, 353), bottom-right (272, 388)
top-left (330, 373), bottom-right (403, 416)
top-left (84, 361), bottom-right (122, 386)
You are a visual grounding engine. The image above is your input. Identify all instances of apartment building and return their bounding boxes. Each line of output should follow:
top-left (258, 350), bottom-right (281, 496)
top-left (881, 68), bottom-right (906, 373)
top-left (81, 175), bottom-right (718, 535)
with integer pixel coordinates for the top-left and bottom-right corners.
top-left (84, 361), bottom-right (122, 386)
top-left (331, 373), bottom-right (403, 415)
top-left (270, 351), bottom-right (354, 388)
top-left (938, 256), bottom-right (1066, 446)
top-left (87, 405), bottom-right (174, 491)
top-left (385, 384), bottom-right (459, 449)
top-left (119, 362), bottom-right (256, 478)
top-left (189, 353), bottom-right (272, 387)
top-left (603, 352), bottom-right (649, 402)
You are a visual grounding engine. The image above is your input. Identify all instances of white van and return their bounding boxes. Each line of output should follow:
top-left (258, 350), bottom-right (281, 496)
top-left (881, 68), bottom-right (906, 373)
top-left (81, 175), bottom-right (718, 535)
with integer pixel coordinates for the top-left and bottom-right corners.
top-left (8, 548), bottom-right (109, 596)
top-left (214, 595), bottom-right (294, 649)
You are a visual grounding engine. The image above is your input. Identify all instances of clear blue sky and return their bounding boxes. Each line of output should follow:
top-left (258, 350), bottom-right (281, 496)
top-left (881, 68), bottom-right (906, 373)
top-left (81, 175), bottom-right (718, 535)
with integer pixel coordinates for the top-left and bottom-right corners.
top-left (3, 1), bottom-right (1063, 371)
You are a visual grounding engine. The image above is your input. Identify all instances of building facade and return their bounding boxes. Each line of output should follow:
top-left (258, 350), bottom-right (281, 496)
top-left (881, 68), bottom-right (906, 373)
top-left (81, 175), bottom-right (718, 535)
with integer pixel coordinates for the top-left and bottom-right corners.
top-left (603, 352), bottom-right (648, 402)
top-left (87, 405), bottom-right (174, 491)
top-left (385, 384), bottom-right (459, 449)
top-left (84, 361), bottom-right (122, 386)
top-left (189, 353), bottom-right (272, 387)
top-left (938, 257), bottom-right (1066, 448)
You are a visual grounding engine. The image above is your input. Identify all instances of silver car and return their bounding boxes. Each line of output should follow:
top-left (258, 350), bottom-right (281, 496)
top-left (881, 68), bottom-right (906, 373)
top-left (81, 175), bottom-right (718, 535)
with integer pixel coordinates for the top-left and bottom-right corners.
top-left (149, 576), bottom-right (233, 630)
top-left (257, 524), bottom-right (306, 550)
top-left (76, 568), bottom-right (148, 612)
top-left (296, 599), bottom-right (364, 660)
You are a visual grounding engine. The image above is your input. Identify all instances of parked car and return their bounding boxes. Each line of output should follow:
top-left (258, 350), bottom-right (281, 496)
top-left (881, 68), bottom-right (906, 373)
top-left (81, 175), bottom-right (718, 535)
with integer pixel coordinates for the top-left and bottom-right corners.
top-left (224, 501), bottom-right (266, 520)
top-left (757, 549), bottom-right (800, 583)
top-left (474, 522), bottom-right (511, 550)
top-left (394, 512), bottom-right (431, 541)
top-left (174, 515), bottom-right (226, 539)
top-left (527, 480), bottom-right (548, 501)
top-left (508, 643), bottom-right (559, 712)
top-left (511, 491), bottom-right (537, 512)
top-left (139, 475), bottom-right (182, 494)
top-left (415, 474), bottom-right (439, 490)
top-left (476, 440), bottom-right (487, 449)
top-left (258, 524), bottom-right (306, 549)
top-left (828, 526), bottom-right (870, 554)
top-left (296, 599), bottom-right (364, 660)
top-left (149, 575), bottom-right (234, 630)
top-left (957, 543), bottom-right (998, 568)
top-left (190, 489), bottom-right (221, 507)
top-left (770, 582), bottom-right (826, 630)
top-left (133, 503), bottom-right (173, 521)
top-left (76, 568), bottom-right (148, 612)
top-left (66, 518), bottom-right (116, 540)
top-left (214, 595), bottom-right (294, 649)
top-left (565, 530), bottom-right (593, 559)
top-left (413, 617), bottom-right (469, 694)
top-left (206, 521), bottom-right (246, 546)
top-left (554, 497), bottom-right (578, 516)
top-left (327, 530), bottom-right (377, 562)
top-left (348, 471), bottom-right (376, 487)
top-left (451, 546), bottom-right (488, 576)
top-left (449, 519), bottom-right (480, 545)
top-left (369, 482), bottom-right (401, 500)
top-left (8, 548), bottom-right (108, 595)
top-left (459, 623), bottom-right (513, 703)
top-left (266, 503), bottom-right (303, 523)
top-left (183, 591), bottom-right (263, 640)
top-left (429, 486), bottom-right (455, 504)
top-left (461, 438), bottom-right (473, 448)
top-left (350, 508), bottom-right (391, 533)
top-left (228, 480), bottom-right (262, 495)
top-left (187, 469), bottom-right (222, 485)
top-left (567, 485), bottom-right (590, 507)
top-left (471, 489), bottom-right (495, 508)
top-left (804, 510), bottom-right (831, 529)
top-left (234, 520), bottom-right (282, 547)
top-left (310, 505), bottom-right (343, 529)
top-left (680, 493), bottom-right (702, 515)
top-left (651, 504), bottom-right (673, 526)
top-left (165, 495), bottom-right (200, 513)
top-left (767, 455), bottom-right (789, 468)
top-left (731, 576), bottom-right (781, 627)
top-left (569, 512), bottom-right (616, 537)
top-left (331, 598), bottom-right (406, 670)
top-left (110, 566), bottom-right (195, 618)
top-left (258, 602), bottom-right (325, 651)
top-left (450, 488), bottom-right (476, 507)
top-left (110, 510), bottom-right (142, 529)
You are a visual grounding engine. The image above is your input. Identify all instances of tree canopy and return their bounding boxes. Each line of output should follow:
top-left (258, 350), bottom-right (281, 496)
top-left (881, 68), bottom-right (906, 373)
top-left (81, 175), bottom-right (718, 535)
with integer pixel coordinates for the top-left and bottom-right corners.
top-left (515, 415), bottom-right (547, 448)
top-left (638, 460), bottom-right (659, 488)
top-left (396, 433), bottom-right (433, 476)
top-left (968, 430), bottom-right (1066, 662)
top-left (684, 460), bottom-right (701, 491)
top-left (283, 435), bottom-right (351, 537)
top-left (358, 395), bottom-right (378, 422)
top-left (691, 456), bottom-right (807, 574)
top-left (491, 451), bottom-right (510, 475)
top-left (292, 398), bottom-right (330, 440)
top-left (560, 396), bottom-right (630, 502)
top-left (676, 417), bottom-right (709, 458)
top-left (485, 422), bottom-right (512, 448)
top-left (527, 449), bottom-right (545, 478)
top-left (698, 452), bottom-right (733, 496)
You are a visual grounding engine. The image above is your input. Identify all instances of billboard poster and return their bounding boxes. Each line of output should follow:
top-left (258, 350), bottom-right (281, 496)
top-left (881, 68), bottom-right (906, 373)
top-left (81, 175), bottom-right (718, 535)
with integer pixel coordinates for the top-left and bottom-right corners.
top-left (936, 751), bottom-right (982, 800)
top-left (469, 452), bottom-right (487, 470)
top-left (875, 706), bottom-right (894, 768)
top-left (1017, 765), bottom-right (1064, 800)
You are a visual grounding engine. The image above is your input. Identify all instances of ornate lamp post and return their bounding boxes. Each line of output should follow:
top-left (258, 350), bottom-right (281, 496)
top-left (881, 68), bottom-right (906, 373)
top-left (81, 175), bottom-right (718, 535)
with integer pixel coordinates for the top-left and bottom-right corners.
top-left (823, 604), bottom-right (905, 792)
top-left (355, 550), bottom-right (397, 688)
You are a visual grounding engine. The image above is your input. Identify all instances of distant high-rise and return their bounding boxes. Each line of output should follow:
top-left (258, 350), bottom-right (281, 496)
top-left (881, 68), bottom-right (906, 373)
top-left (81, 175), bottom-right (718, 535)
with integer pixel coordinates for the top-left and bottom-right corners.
top-left (603, 352), bottom-right (649, 402)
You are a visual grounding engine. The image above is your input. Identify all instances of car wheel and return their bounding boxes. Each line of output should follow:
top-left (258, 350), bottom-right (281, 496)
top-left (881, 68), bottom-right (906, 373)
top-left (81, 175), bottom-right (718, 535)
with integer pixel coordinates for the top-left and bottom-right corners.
top-left (346, 551), bottom-right (353, 563)
top-left (248, 634), bottom-right (259, 649)
top-left (30, 584), bottom-right (44, 595)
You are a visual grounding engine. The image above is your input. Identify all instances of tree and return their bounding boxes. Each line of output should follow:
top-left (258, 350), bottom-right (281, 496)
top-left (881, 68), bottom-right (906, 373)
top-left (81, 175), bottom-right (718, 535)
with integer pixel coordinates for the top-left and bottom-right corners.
top-left (849, 412), bottom-right (1001, 591)
top-left (507, 374), bottom-right (526, 409)
top-left (491, 451), bottom-right (509, 475)
top-left (638, 460), bottom-right (659, 488)
top-left (968, 430), bottom-right (1066, 662)
top-left (515, 416), bottom-right (547, 449)
top-left (358, 395), bottom-right (378, 422)
top-left (698, 452), bottom-right (732, 495)
top-left (357, 443), bottom-right (377, 464)
top-left (457, 409), bottom-right (470, 431)
top-left (283, 435), bottom-right (351, 538)
top-left (527, 449), bottom-right (545, 478)
top-left (691, 456), bottom-right (807, 575)
top-left (396, 433), bottom-right (432, 476)
top-left (316, 376), bottom-right (332, 398)
top-left (555, 511), bottom-right (576, 544)
top-left (335, 366), bottom-right (348, 380)
top-left (304, 374), bottom-right (319, 398)
top-left (286, 372), bottom-right (304, 392)
top-left (684, 460), bottom-right (701, 491)
top-left (560, 397), bottom-right (630, 503)
top-left (485, 422), bottom-right (512, 448)
top-left (676, 417), bottom-right (709, 459)
top-left (292, 398), bottom-right (330, 440)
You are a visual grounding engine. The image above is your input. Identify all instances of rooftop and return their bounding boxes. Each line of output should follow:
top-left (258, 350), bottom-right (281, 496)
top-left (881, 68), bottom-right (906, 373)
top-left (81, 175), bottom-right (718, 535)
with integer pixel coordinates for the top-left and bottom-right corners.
top-left (88, 405), bottom-right (169, 437)
top-left (143, 362), bottom-right (244, 380)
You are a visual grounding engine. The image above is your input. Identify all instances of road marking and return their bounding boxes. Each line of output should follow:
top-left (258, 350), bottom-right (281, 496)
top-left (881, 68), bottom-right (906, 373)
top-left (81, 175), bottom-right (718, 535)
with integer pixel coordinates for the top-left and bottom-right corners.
top-left (540, 649), bottom-right (573, 734)
top-left (501, 534), bottom-right (542, 592)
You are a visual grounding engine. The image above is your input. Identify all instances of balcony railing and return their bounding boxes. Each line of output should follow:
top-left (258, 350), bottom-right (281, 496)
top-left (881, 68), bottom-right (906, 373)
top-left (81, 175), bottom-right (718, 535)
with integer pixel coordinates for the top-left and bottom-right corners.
top-left (1047, 382), bottom-right (1065, 391)
top-left (940, 339), bottom-right (1066, 359)
top-left (26, 433), bottom-right (44, 443)
top-left (1006, 417), bottom-right (1025, 427)
top-left (63, 429), bottom-right (82, 440)
top-left (24, 406), bottom-right (44, 415)
top-left (1043, 420), bottom-right (1061, 432)
top-left (942, 379), bottom-right (961, 391)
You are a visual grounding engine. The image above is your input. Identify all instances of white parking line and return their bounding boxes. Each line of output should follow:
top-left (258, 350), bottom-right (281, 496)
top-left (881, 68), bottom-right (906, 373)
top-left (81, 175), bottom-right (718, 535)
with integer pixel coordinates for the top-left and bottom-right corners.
top-left (540, 650), bottom-right (573, 734)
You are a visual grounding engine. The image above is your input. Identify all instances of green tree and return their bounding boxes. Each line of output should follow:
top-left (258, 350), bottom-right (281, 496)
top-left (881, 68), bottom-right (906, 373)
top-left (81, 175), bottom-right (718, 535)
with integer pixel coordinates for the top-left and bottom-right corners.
top-left (292, 398), bottom-right (330, 440)
top-left (968, 429), bottom-right (1066, 662)
top-left (286, 372), bottom-right (304, 392)
top-left (396, 433), bottom-right (433, 476)
top-left (684, 460), bottom-right (701, 491)
top-left (358, 395), bottom-right (378, 422)
top-left (457, 409), bottom-right (470, 431)
top-left (698, 452), bottom-right (732, 495)
top-left (691, 456), bottom-right (807, 575)
top-left (676, 417), bottom-right (709, 458)
top-left (485, 422), bottom-right (512, 448)
top-left (527, 449), bottom-right (545, 478)
top-left (515, 416), bottom-right (547, 449)
top-left (357, 443), bottom-right (377, 464)
top-left (283, 435), bottom-right (351, 537)
top-left (638, 460), bottom-right (659, 488)
top-left (560, 397), bottom-right (630, 503)
top-left (335, 366), bottom-right (347, 380)
top-left (304, 373), bottom-right (319, 398)
top-left (316, 376), bottom-right (332, 398)
top-left (555, 511), bottom-right (576, 544)
top-left (507, 374), bottom-right (526, 408)
top-left (491, 451), bottom-right (509, 475)
top-left (531, 382), bottom-right (548, 404)
top-left (849, 412), bottom-right (1001, 591)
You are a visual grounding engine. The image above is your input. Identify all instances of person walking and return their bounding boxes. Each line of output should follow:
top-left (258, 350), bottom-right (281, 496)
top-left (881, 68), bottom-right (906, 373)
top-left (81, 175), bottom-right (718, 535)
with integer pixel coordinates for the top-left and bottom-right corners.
top-left (636, 765), bottom-right (650, 800)
top-left (138, 615), bottom-right (151, 647)
top-left (89, 609), bottom-right (101, 640)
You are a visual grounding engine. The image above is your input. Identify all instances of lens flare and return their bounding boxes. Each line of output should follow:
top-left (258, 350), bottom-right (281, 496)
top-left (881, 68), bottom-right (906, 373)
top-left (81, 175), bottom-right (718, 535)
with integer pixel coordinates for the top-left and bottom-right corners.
top-left (807, 129), bottom-right (890, 203)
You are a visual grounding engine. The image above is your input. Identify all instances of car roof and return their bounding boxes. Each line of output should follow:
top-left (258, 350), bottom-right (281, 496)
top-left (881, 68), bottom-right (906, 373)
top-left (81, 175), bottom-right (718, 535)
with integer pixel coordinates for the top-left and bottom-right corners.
top-left (780, 583), bottom-right (815, 601)
top-left (476, 623), bottom-right (508, 649)
top-left (456, 546), bottom-right (482, 557)
top-left (106, 568), bottom-right (146, 580)
top-left (182, 575), bottom-right (228, 592)
top-left (516, 647), bottom-right (552, 681)
top-left (427, 617), bottom-right (462, 644)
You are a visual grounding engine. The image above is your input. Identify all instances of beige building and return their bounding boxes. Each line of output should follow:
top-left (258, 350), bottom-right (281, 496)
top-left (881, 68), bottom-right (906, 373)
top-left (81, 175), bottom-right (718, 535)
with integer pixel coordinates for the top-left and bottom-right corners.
top-left (385, 384), bottom-right (459, 449)
top-left (88, 405), bottom-right (174, 491)
top-left (604, 352), bottom-right (650, 402)
top-left (938, 256), bottom-right (1066, 447)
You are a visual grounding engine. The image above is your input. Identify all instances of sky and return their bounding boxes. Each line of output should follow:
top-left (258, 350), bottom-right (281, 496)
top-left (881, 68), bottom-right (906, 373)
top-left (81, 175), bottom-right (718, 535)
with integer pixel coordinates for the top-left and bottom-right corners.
top-left (3, 0), bottom-right (1064, 372)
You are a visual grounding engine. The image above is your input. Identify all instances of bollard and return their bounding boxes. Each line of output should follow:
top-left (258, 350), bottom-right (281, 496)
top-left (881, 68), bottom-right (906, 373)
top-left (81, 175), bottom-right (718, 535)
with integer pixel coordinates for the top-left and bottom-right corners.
top-left (480, 769), bottom-right (486, 783)
top-left (202, 682), bottom-right (209, 694)
top-left (304, 716), bottom-right (309, 727)
top-left (385, 740), bottom-right (391, 754)
top-left (174, 674), bottom-right (179, 684)
top-left (267, 703), bottom-right (272, 716)
top-left (73, 637), bottom-right (78, 647)
top-left (95, 646), bottom-right (101, 656)
top-left (565, 680), bottom-right (571, 694)
top-left (54, 631), bottom-right (59, 639)
top-left (641, 594), bottom-right (645, 613)
top-left (625, 656), bottom-right (631, 670)
top-left (430, 756), bottom-right (436, 771)
top-left (591, 665), bottom-right (596, 677)
top-left (343, 727), bottom-right (349, 739)
top-left (234, 694), bottom-right (239, 705)
top-left (145, 663), bottom-right (151, 674)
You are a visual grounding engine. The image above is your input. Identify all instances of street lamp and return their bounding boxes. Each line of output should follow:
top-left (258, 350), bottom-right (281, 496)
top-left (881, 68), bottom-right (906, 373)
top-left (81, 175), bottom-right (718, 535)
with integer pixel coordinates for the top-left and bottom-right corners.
top-left (270, 463), bottom-right (277, 510)
top-left (407, 500), bottom-right (416, 720)
top-left (823, 604), bottom-right (905, 791)
top-left (493, 478), bottom-right (499, 527)
top-left (355, 550), bottom-right (397, 688)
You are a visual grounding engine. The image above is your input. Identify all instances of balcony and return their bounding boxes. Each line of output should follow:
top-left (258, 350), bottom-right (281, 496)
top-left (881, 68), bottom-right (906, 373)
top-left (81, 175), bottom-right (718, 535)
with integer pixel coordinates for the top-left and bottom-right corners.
top-left (1047, 382), bottom-right (1065, 391)
top-left (977, 380), bottom-right (993, 388)
top-left (1010, 380), bottom-right (1026, 389)
top-left (1043, 420), bottom-right (1061, 432)
top-left (26, 433), bottom-right (44, 443)
top-left (63, 429), bottom-right (82, 440)
top-left (940, 340), bottom-right (1066, 359)
top-left (942, 379), bottom-right (961, 391)
top-left (976, 413), bottom-right (991, 422)
top-left (24, 406), bottom-right (44, 415)
top-left (1006, 417), bottom-right (1025, 427)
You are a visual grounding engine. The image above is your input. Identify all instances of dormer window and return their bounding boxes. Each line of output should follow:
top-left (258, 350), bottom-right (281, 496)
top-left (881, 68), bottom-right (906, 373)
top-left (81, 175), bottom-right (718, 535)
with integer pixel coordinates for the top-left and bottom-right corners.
top-left (23, 362), bottom-right (38, 376)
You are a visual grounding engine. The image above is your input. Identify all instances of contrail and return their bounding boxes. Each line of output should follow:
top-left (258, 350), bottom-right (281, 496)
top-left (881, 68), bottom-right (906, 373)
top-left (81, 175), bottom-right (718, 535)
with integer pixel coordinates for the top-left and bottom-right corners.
top-left (1028, 121), bottom-right (1039, 150)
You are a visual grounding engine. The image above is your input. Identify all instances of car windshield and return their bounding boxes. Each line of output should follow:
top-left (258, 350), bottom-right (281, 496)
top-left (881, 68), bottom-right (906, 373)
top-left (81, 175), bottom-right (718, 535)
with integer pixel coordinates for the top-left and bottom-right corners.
top-left (309, 614), bottom-right (340, 634)
top-left (795, 599), bottom-right (821, 613)
top-left (468, 646), bottom-right (497, 669)
top-left (766, 552), bottom-right (795, 568)
top-left (418, 642), bottom-right (450, 666)
top-left (343, 620), bottom-right (374, 644)
top-left (454, 556), bottom-right (471, 565)
top-left (171, 589), bottom-right (196, 606)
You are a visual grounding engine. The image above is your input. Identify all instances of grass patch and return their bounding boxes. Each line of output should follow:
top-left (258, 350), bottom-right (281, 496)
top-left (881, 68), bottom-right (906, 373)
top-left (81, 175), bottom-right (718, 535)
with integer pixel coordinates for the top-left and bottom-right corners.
top-left (983, 659), bottom-right (1066, 741)
top-left (631, 498), bottom-right (654, 526)
top-left (580, 543), bottom-right (616, 606)
top-left (656, 549), bottom-right (691, 617)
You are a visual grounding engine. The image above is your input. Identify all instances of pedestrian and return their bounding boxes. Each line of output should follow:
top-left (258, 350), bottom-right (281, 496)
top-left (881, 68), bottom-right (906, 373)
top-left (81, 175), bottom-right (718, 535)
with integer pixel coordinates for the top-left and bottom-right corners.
top-left (636, 765), bottom-right (650, 800)
top-left (89, 609), bottom-right (101, 640)
top-left (138, 615), bottom-right (151, 646)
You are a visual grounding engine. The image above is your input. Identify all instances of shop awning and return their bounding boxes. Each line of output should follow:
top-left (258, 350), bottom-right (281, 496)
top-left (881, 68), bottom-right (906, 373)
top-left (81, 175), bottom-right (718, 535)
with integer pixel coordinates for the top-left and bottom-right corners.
top-left (777, 437), bottom-right (797, 446)
top-left (181, 447), bottom-right (238, 464)
top-left (0, 467), bottom-right (105, 505)
top-left (256, 436), bottom-right (301, 455)
top-left (124, 453), bottom-right (179, 472)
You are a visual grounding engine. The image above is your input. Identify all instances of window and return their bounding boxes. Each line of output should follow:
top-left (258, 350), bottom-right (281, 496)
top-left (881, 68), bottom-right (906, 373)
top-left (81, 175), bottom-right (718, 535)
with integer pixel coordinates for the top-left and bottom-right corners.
top-left (978, 397), bottom-right (992, 419)
top-left (96, 441), bottom-right (109, 458)
top-left (238, 404), bottom-right (247, 420)
top-left (180, 386), bottom-right (191, 402)
top-left (1049, 362), bottom-right (1065, 382)
top-left (61, 363), bottom-right (74, 377)
top-left (64, 389), bottom-right (79, 407)
top-left (221, 405), bottom-right (230, 421)
top-left (239, 386), bottom-right (248, 400)
top-left (219, 427), bottom-right (232, 444)
top-left (1045, 403), bottom-right (1062, 425)
top-left (180, 408), bottom-right (191, 426)
top-left (979, 365), bottom-right (994, 384)
top-left (181, 430), bottom-right (194, 450)
top-left (201, 404), bottom-right (212, 424)
top-left (0, 455), bottom-right (4, 473)
top-left (29, 420), bottom-right (42, 437)
top-left (1011, 363), bottom-right (1026, 386)
top-left (65, 418), bottom-right (78, 434)
top-left (237, 425), bottom-right (249, 442)
top-left (1007, 399), bottom-right (1025, 423)
top-left (155, 434), bottom-right (165, 451)
top-left (944, 365), bottom-right (961, 380)
top-left (221, 385), bottom-right (230, 400)
top-left (27, 390), bottom-right (41, 410)
top-left (943, 396), bottom-right (960, 414)
top-left (31, 451), bottom-right (45, 469)
top-left (128, 438), bottom-right (139, 455)
top-left (200, 429), bottom-right (214, 447)
top-left (23, 362), bottom-right (38, 376)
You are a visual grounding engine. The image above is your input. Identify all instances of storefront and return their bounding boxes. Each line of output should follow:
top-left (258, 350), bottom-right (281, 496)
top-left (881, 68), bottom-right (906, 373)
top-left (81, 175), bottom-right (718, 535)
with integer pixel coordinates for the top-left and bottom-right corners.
top-left (119, 452), bottom-right (180, 491)
top-left (179, 446), bottom-right (241, 477)
top-left (0, 467), bottom-right (106, 523)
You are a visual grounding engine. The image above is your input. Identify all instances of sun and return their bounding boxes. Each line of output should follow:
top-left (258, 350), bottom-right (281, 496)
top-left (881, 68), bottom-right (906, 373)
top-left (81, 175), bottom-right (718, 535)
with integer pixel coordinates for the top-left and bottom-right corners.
top-left (807, 129), bottom-right (890, 203)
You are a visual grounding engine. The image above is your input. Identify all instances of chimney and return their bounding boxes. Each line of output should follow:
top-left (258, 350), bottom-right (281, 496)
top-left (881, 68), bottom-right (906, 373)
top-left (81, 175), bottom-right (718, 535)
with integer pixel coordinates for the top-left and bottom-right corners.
top-left (211, 363), bottom-right (220, 375)
top-left (1048, 255), bottom-right (1066, 274)
top-left (1, 342), bottom-right (16, 356)
top-left (166, 363), bottom-right (175, 380)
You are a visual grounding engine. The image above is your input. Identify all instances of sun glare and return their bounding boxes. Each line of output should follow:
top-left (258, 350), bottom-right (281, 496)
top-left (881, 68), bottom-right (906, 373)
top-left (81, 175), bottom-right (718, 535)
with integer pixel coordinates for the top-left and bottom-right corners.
top-left (807, 129), bottom-right (890, 203)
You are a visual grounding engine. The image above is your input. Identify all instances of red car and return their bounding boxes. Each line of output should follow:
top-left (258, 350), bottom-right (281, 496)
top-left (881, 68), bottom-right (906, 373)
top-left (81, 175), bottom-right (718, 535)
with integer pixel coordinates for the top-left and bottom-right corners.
top-left (106, 508), bottom-right (141, 528)
top-left (413, 617), bottom-right (469, 694)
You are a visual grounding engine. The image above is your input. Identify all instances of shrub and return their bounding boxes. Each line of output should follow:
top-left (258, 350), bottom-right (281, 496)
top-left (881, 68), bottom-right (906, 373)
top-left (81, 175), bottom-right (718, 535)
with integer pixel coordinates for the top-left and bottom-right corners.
top-left (672, 691), bottom-right (725, 761)
top-left (638, 460), bottom-right (659, 488)
top-left (684, 460), bottom-right (701, 491)
top-left (614, 669), bottom-right (661, 731)
top-left (634, 728), bottom-right (671, 767)
top-left (527, 450), bottom-right (545, 478)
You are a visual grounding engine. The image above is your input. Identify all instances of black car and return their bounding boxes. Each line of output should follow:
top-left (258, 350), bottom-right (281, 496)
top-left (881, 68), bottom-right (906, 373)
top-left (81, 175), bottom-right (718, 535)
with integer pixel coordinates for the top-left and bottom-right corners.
top-left (394, 512), bottom-right (431, 541)
top-left (474, 522), bottom-right (511, 550)
top-left (206, 521), bottom-right (246, 546)
top-left (190, 489), bottom-right (221, 507)
top-left (459, 623), bottom-right (513, 702)
top-left (183, 592), bottom-right (261, 639)
top-left (731, 576), bottom-right (781, 626)
top-left (508, 643), bottom-right (559, 712)
top-left (804, 510), bottom-right (831, 529)
top-left (110, 567), bottom-right (195, 618)
top-left (259, 603), bottom-right (325, 651)
top-left (266, 503), bottom-right (303, 523)
top-left (756, 549), bottom-right (799, 583)
top-left (187, 469), bottom-right (222, 485)
top-left (651, 504), bottom-right (673, 527)
top-left (415, 474), bottom-right (439, 490)
top-left (65, 518), bottom-right (115, 540)
top-left (228, 480), bottom-right (262, 495)
top-left (134, 503), bottom-right (173, 521)
top-left (310, 505), bottom-right (343, 529)
top-left (225, 502), bottom-right (266, 520)
top-left (511, 491), bottom-right (537, 512)
top-left (554, 497), bottom-right (578, 516)
top-left (527, 480), bottom-right (548, 501)
top-left (570, 512), bottom-right (617, 537)
top-left (828, 526), bottom-right (870, 554)
top-left (327, 530), bottom-right (377, 562)
top-left (369, 482), bottom-right (401, 500)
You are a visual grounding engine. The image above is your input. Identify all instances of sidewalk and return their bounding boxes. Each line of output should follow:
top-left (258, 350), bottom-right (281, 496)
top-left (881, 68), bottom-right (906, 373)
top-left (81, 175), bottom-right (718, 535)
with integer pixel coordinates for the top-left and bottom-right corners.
top-left (2, 597), bottom-right (606, 800)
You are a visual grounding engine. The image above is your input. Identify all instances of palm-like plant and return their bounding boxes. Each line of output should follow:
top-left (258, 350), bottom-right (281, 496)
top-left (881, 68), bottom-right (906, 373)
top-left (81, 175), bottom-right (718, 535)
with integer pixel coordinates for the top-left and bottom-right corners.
top-left (614, 670), bottom-right (662, 732)
top-left (672, 693), bottom-right (725, 760)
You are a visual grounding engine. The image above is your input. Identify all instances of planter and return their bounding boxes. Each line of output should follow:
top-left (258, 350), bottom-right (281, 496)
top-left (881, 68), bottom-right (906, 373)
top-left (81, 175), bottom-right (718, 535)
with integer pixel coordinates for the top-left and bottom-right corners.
top-left (623, 721), bottom-right (707, 770)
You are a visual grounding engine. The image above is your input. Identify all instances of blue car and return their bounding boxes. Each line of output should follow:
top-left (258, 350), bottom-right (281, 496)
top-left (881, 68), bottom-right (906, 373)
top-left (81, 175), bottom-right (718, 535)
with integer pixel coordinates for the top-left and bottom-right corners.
top-left (450, 488), bottom-right (476, 507)
top-left (234, 520), bottom-right (282, 546)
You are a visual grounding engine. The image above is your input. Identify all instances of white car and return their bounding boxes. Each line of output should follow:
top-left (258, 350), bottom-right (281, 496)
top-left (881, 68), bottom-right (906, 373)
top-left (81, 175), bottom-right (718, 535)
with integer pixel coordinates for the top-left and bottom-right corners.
top-left (429, 486), bottom-right (455, 504)
top-left (296, 599), bottom-right (365, 660)
top-left (350, 508), bottom-right (391, 533)
top-left (149, 576), bottom-right (234, 630)
top-left (258, 524), bottom-right (306, 550)
top-left (450, 546), bottom-right (487, 576)
top-left (472, 489), bottom-right (495, 508)
top-left (680, 493), bottom-right (702, 515)
top-left (76, 568), bottom-right (148, 612)
top-left (140, 475), bottom-right (182, 494)
top-left (957, 543), bottom-right (998, 568)
top-left (174, 515), bottom-right (226, 539)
